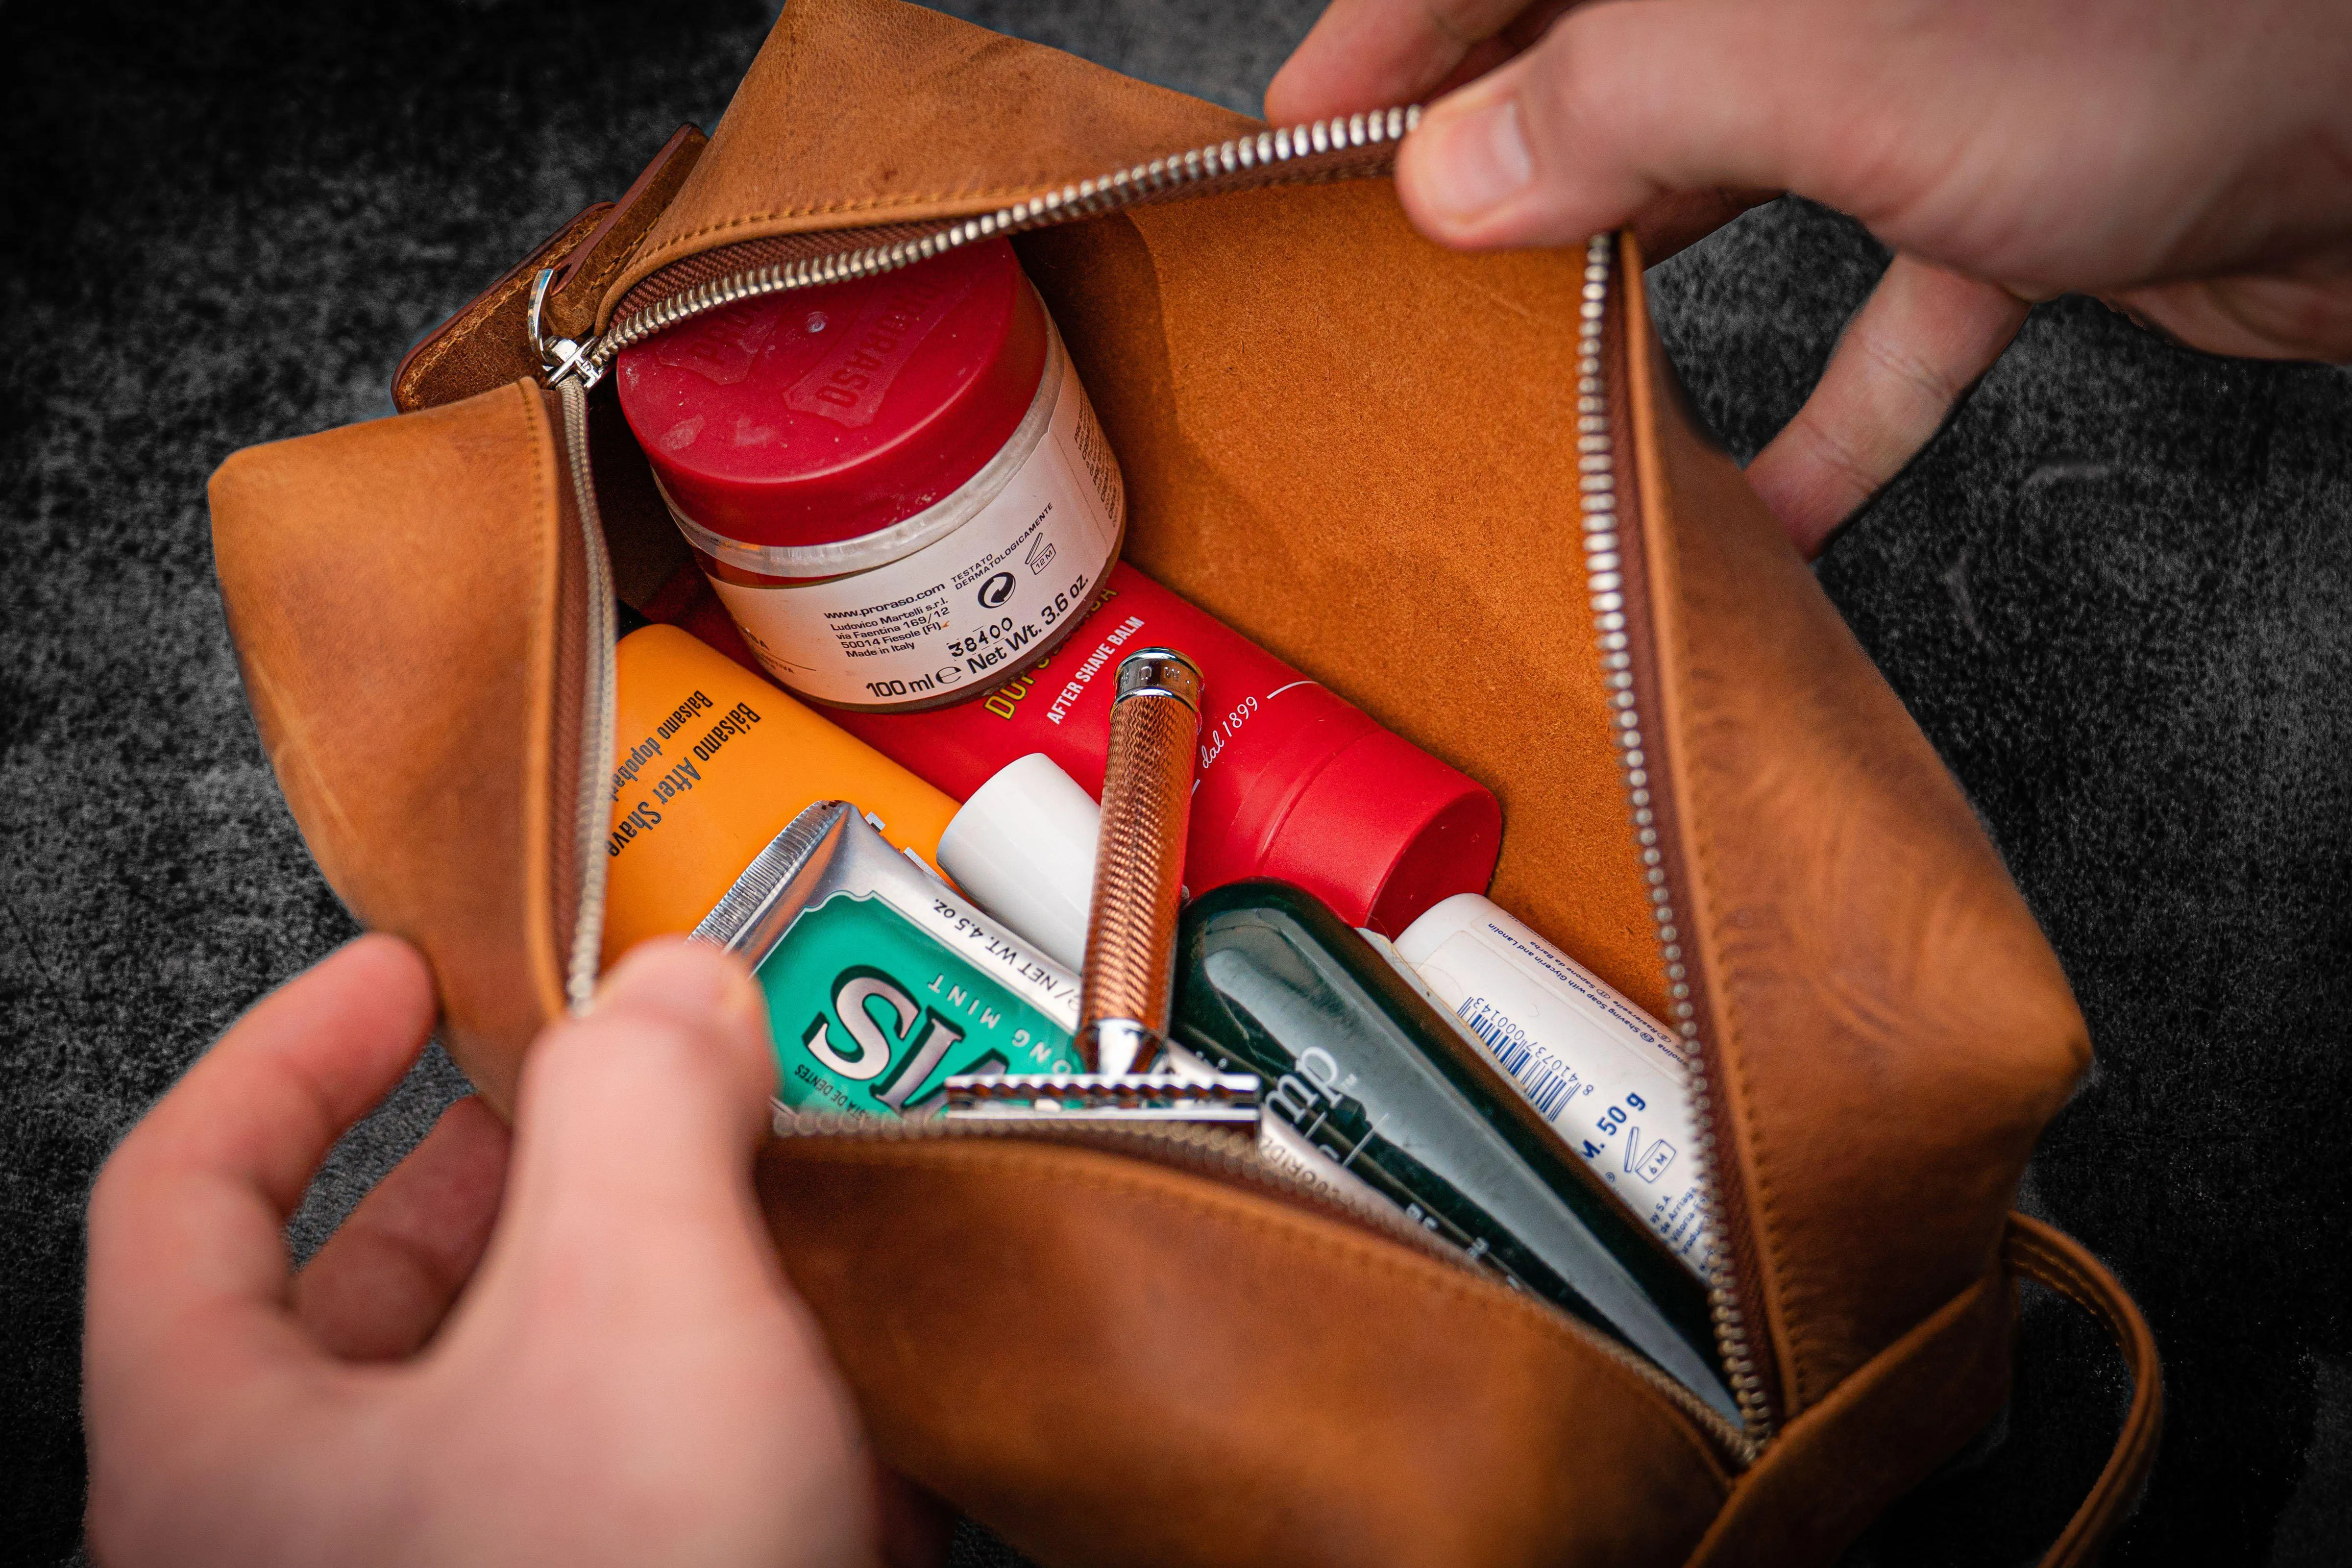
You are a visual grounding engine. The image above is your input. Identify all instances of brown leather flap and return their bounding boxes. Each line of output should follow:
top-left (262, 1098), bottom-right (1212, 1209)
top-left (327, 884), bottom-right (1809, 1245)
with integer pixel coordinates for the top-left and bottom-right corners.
top-left (211, 383), bottom-right (576, 1100)
top-left (759, 1134), bottom-right (1732, 1568)
top-left (602, 0), bottom-right (1251, 319)
top-left (1621, 257), bottom-right (2090, 1413)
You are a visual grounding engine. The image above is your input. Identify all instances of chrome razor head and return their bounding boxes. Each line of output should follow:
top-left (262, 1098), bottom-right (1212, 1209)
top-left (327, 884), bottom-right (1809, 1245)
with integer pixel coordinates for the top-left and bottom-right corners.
top-left (942, 1071), bottom-right (1261, 1125)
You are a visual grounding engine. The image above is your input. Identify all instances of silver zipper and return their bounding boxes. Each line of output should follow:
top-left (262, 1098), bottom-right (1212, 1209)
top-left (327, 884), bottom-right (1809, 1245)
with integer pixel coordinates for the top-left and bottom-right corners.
top-left (1572, 234), bottom-right (1772, 1445)
top-left (537, 108), bottom-right (1422, 390)
top-left (554, 378), bottom-right (618, 1013)
top-left (771, 1104), bottom-right (1753, 1461)
top-left (536, 120), bottom-right (1768, 1458)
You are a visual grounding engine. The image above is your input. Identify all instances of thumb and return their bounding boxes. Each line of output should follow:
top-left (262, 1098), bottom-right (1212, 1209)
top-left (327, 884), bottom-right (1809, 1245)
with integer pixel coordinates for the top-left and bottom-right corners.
top-left (404, 936), bottom-right (871, 1564)
top-left (495, 939), bottom-right (778, 1270)
top-left (1395, 0), bottom-right (1852, 250)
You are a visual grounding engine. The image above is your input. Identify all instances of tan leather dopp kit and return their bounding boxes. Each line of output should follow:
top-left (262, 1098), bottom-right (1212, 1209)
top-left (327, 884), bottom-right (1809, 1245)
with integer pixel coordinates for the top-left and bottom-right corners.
top-left (209, 2), bottom-right (2161, 1562)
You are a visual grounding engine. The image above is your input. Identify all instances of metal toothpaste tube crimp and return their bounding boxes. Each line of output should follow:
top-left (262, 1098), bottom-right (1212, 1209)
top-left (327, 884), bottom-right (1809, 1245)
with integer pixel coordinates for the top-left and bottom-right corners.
top-left (693, 801), bottom-right (1080, 1117)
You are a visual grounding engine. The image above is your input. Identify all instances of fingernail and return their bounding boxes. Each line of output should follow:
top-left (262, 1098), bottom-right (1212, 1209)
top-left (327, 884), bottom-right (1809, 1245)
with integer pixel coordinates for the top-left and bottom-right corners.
top-left (1417, 95), bottom-right (1533, 226)
top-left (593, 940), bottom-right (764, 1034)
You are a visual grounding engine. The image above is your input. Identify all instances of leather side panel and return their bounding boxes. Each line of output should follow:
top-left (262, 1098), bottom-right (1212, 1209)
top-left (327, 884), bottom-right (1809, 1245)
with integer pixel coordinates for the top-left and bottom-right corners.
top-left (758, 1136), bottom-right (1731, 1568)
top-left (1624, 257), bottom-right (2090, 1413)
top-left (1683, 1270), bottom-right (2014, 1567)
top-left (1016, 185), bottom-right (1667, 1018)
top-left (606, 0), bottom-right (1250, 316)
top-left (210, 383), bottom-right (567, 1107)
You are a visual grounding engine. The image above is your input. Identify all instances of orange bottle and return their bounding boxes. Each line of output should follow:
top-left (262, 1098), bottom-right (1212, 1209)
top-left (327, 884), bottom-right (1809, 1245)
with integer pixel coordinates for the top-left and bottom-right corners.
top-left (601, 623), bottom-right (958, 967)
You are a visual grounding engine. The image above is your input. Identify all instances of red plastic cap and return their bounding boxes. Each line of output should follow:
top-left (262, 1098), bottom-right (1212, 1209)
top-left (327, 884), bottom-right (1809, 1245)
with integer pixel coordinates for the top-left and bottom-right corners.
top-left (614, 238), bottom-right (1048, 549)
top-left (1257, 728), bottom-right (1504, 937)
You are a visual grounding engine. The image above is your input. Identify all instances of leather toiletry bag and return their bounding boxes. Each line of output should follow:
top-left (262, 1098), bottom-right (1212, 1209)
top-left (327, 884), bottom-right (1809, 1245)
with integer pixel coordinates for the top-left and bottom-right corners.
top-left (207, 1), bottom-right (2161, 1563)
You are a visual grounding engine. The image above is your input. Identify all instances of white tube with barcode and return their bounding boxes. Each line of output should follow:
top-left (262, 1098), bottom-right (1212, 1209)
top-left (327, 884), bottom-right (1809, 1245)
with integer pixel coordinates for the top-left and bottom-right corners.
top-left (1392, 892), bottom-right (1711, 1279)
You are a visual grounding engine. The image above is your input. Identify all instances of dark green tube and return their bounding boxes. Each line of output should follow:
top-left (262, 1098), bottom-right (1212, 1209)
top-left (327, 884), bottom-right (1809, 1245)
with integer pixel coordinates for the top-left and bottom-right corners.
top-left (1171, 880), bottom-right (1736, 1421)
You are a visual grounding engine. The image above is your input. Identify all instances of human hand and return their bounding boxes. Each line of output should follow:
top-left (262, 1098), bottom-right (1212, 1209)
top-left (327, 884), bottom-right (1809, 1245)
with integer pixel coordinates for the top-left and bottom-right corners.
top-left (1269, 0), bottom-right (2352, 555)
top-left (84, 934), bottom-right (910, 1568)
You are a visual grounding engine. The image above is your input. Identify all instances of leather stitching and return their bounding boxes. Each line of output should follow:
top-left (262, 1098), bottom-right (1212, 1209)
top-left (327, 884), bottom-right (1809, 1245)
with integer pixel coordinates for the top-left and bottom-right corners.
top-left (1641, 286), bottom-right (1806, 1412)
top-left (2009, 1233), bottom-right (2096, 1315)
top-left (555, 209), bottom-right (674, 338)
top-left (775, 1137), bottom-right (1740, 1486)
top-left (2010, 1233), bottom-right (2133, 1356)
top-left (2002, 1221), bottom-right (2161, 1565)
top-left (395, 208), bottom-right (605, 403)
top-left (1674, 1272), bottom-right (2015, 1568)
top-left (625, 183), bottom-right (1072, 281)
top-left (795, 1140), bottom-right (1740, 1484)
top-left (563, 236), bottom-right (640, 312)
top-left (1674, 645), bottom-right (1799, 1395)
top-left (608, 0), bottom-right (1066, 294)
top-left (516, 380), bottom-right (565, 1024)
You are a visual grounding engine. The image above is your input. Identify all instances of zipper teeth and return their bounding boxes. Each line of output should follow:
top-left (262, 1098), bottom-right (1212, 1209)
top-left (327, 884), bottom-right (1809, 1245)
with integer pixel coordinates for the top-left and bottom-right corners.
top-left (555, 379), bottom-right (618, 1013)
top-left (774, 1106), bottom-right (1752, 1457)
top-left (550, 130), bottom-right (1760, 1458)
top-left (1575, 233), bottom-right (1773, 1447)
top-left (778, 1110), bottom-right (1470, 1263)
top-left (581, 106), bottom-right (1422, 378)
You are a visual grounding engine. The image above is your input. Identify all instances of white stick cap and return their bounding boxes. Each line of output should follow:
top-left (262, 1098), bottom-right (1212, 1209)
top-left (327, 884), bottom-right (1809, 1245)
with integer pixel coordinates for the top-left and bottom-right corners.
top-left (938, 753), bottom-right (1100, 973)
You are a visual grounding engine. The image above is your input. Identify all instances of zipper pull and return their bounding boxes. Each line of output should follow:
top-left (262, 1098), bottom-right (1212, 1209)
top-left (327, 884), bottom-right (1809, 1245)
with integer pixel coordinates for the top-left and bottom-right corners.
top-left (529, 267), bottom-right (606, 390)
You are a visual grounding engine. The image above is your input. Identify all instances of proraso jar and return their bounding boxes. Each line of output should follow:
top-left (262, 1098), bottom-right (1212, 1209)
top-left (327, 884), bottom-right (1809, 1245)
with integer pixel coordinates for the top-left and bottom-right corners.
top-left (616, 238), bottom-right (1124, 711)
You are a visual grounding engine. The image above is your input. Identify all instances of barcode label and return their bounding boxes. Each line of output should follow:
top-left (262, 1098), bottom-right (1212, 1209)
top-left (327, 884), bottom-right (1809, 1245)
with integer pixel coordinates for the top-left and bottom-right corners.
top-left (1459, 998), bottom-right (1575, 1119)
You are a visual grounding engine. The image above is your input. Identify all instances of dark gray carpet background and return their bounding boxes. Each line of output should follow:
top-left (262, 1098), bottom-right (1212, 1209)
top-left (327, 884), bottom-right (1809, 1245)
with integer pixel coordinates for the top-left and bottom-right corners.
top-left (3, 2), bottom-right (2347, 1563)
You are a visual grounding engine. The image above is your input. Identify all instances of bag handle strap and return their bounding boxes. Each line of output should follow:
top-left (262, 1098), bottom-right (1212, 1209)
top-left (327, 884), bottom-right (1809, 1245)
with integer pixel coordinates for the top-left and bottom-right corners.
top-left (2005, 1213), bottom-right (2164, 1566)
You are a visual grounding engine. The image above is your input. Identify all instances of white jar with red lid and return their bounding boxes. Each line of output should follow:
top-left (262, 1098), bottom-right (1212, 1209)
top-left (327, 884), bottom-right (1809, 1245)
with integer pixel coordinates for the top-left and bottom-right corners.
top-left (616, 238), bottom-right (1124, 711)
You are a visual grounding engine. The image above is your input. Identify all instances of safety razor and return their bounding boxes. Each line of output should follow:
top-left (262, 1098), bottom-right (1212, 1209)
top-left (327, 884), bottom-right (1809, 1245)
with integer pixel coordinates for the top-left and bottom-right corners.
top-left (944, 647), bottom-right (1260, 1125)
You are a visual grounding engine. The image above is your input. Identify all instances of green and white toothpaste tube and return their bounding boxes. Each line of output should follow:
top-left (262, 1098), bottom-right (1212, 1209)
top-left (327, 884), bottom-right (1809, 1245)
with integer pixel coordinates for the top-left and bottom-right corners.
top-left (693, 800), bottom-right (1080, 1117)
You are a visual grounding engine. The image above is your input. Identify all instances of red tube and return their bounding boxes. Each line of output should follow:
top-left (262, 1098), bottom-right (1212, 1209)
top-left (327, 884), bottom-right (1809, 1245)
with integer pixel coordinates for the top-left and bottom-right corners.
top-left (655, 561), bottom-right (1501, 935)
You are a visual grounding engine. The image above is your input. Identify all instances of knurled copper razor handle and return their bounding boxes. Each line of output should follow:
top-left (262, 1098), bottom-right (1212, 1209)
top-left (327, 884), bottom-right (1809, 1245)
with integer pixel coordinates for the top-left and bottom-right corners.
top-left (1078, 648), bottom-right (1203, 1076)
